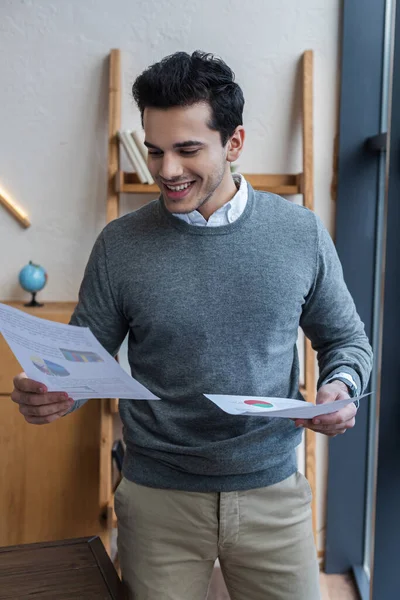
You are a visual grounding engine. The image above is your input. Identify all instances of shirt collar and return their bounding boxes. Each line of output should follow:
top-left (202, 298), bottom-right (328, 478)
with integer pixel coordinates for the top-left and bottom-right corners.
top-left (172, 173), bottom-right (248, 227)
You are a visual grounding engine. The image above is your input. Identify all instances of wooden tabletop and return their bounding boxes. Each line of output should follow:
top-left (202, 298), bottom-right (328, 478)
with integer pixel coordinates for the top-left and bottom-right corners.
top-left (1, 300), bottom-right (77, 315)
top-left (0, 537), bottom-right (125, 599)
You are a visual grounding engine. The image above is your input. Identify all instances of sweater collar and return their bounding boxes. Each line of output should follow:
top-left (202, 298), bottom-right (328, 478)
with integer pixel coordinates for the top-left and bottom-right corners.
top-left (157, 181), bottom-right (255, 235)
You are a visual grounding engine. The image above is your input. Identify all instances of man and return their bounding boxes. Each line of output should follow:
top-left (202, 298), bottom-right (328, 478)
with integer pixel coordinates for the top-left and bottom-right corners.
top-left (12, 51), bottom-right (372, 600)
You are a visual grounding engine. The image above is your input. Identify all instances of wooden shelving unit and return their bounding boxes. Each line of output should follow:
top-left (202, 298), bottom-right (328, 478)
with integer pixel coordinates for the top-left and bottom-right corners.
top-left (101, 48), bottom-right (318, 550)
top-left (114, 170), bottom-right (302, 196)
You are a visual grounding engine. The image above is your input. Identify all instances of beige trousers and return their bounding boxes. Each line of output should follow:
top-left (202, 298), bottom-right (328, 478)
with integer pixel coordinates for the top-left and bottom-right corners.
top-left (115, 471), bottom-right (320, 600)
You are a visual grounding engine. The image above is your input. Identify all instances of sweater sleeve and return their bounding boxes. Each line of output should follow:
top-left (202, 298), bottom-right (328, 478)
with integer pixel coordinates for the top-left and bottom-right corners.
top-left (299, 214), bottom-right (373, 393)
top-left (67, 232), bottom-right (129, 413)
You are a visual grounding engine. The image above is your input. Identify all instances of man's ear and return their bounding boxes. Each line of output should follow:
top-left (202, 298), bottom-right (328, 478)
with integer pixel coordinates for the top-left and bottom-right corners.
top-left (226, 126), bottom-right (245, 163)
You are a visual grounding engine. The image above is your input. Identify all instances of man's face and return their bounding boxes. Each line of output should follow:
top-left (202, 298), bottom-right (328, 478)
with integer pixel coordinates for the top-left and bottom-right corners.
top-left (143, 103), bottom-right (229, 214)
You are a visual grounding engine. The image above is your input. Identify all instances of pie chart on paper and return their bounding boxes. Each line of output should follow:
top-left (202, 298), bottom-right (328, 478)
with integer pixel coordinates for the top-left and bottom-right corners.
top-left (31, 355), bottom-right (70, 377)
top-left (244, 400), bottom-right (275, 409)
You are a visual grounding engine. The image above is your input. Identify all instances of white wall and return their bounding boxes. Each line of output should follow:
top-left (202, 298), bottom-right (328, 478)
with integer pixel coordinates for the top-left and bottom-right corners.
top-left (0, 0), bottom-right (340, 554)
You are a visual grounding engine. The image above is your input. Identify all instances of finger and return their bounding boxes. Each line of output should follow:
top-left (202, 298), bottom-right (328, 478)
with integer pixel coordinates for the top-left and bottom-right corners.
top-left (325, 428), bottom-right (347, 437)
top-left (309, 426), bottom-right (351, 435)
top-left (311, 404), bottom-right (357, 426)
top-left (302, 419), bottom-right (355, 434)
top-left (323, 417), bottom-right (356, 431)
top-left (24, 408), bottom-right (70, 425)
top-left (305, 418), bottom-right (355, 432)
top-left (12, 390), bottom-right (70, 406)
top-left (19, 400), bottom-right (74, 419)
top-left (13, 374), bottom-right (47, 394)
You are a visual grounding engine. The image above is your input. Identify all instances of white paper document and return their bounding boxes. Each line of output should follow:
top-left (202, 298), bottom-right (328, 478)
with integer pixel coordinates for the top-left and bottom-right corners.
top-left (205, 393), bottom-right (370, 419)
top-left (0, 303), bottom-right (159, 401)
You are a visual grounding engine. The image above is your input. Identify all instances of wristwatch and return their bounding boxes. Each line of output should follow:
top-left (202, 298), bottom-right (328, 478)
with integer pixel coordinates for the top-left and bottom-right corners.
top-left (325, 374), bottom-right (359, 409)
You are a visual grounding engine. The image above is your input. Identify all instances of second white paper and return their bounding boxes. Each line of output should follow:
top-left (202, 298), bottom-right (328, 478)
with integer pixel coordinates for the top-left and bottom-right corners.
top-left (204, 393), bottom-right (369, 419)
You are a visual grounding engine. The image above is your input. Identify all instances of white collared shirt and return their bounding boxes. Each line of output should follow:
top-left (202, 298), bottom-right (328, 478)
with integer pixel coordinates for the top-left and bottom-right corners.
top-left (173, 173), bottom-right (247, 226)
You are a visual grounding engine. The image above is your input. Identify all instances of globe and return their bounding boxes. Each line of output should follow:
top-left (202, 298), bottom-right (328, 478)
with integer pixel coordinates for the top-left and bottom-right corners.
top-left (19, 261), bottom-right (48, 307)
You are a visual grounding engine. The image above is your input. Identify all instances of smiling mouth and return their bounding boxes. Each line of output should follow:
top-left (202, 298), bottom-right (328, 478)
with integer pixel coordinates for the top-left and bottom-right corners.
top-left (163, 181), bottom-right (195, 192)
top-left (161, 180), bottom-right (196, 200)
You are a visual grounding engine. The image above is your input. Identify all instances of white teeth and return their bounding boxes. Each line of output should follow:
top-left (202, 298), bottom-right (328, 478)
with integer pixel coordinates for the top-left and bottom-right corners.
top-left (166, 182), bottom-right (192, 191)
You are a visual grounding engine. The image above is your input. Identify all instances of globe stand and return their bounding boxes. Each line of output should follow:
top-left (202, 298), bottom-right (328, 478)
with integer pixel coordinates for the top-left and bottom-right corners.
top-left (24, 292), bottom-right (44, 307)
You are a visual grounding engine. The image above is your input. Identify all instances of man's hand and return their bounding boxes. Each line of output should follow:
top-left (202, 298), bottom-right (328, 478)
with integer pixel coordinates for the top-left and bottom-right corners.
top-left (11, 373), bottom-right (74, 425)
top-left (294, 380), bottom-right (357, 437)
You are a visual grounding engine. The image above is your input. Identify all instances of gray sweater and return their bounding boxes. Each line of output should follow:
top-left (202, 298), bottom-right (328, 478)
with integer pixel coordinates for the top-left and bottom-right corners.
top-left (69, 184), bottom-right (372, 492)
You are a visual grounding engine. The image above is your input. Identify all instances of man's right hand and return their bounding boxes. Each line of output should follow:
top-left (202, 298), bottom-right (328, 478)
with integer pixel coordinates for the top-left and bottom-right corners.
top-left (11, 373), bottom-right (75, 424)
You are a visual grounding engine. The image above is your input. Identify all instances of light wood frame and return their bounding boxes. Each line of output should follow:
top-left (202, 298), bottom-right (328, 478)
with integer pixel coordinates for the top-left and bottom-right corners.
top-left (101, 49), bottom-right (317, 550)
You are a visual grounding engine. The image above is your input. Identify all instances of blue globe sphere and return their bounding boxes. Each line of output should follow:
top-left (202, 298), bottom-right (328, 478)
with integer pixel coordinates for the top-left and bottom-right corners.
top-left (19, 261), bottom-right (48, 293)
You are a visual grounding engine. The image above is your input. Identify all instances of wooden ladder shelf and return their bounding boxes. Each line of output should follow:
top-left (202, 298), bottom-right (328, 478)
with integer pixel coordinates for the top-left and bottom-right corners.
top-left (101, 48), bottom-right (317, 551)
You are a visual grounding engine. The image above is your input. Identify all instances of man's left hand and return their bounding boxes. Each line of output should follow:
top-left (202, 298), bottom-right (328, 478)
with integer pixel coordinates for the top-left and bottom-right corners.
top-left (294, 380), bottom-right (357, 437)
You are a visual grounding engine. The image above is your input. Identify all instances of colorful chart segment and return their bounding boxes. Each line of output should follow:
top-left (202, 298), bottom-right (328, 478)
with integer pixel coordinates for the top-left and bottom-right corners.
top-left (60, 348), bottom-right (103, 363)
top-left (244, 400), bottom-right (275, 409)
top-left (31, 356), bottom-right (70, 377)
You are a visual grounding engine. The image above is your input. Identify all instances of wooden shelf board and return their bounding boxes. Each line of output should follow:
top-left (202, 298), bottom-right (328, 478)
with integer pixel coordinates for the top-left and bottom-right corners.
top-left (116, 171), bottom-right (302, 196)
top-left (245, 173), bottom-right (301, 195)
top-left (121, 183), bottom-right (159, 194)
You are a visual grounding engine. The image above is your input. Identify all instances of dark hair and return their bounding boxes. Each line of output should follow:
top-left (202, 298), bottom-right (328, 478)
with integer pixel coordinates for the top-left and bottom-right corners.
top-left (132, 51), bottom-right (244, 146)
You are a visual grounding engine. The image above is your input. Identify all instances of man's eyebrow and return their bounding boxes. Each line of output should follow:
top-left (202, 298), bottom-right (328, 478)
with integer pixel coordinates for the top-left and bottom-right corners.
top-left (173, 140), bottom-right (205, 148)
top-left (144, 141), bottom-right (161, 149)
top-left (144, 140), bottom-right (205, 150)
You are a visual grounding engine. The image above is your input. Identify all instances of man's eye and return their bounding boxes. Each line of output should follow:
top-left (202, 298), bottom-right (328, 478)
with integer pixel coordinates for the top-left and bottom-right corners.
top-left (180, 149), bottom-right (199, 156)
top-left (148, 151), bottom-right (163, 157)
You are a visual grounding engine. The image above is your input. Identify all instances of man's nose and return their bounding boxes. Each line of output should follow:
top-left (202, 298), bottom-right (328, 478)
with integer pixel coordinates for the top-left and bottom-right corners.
top-left (159, 154), bottom-right (184, 181)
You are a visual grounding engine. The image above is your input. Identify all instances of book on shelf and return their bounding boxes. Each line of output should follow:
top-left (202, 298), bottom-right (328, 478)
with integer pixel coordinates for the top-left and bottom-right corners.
top-left (130, 130), bottom-right (155, 185)
top-left (117, 130), bottom-right (155, 185)
top-left (117, 130), bottom-right (147, 183)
